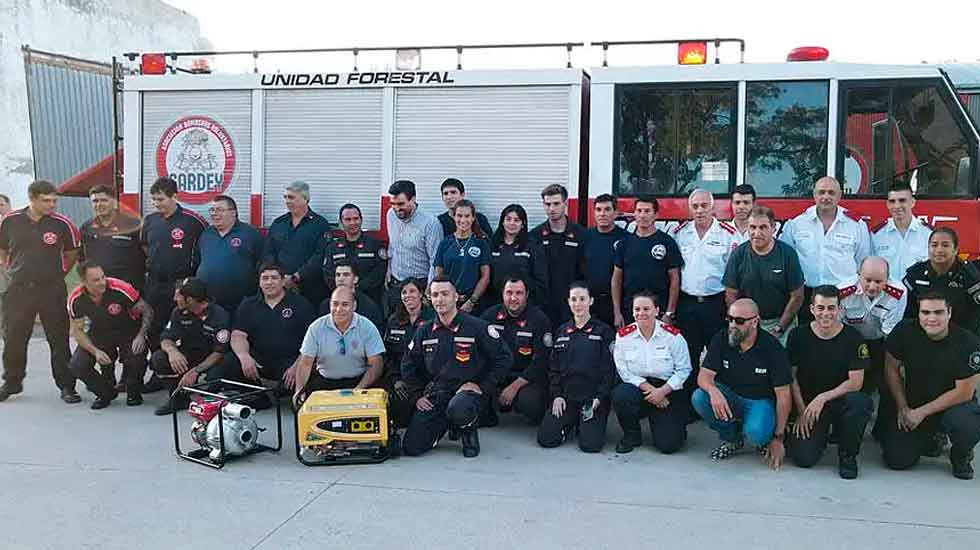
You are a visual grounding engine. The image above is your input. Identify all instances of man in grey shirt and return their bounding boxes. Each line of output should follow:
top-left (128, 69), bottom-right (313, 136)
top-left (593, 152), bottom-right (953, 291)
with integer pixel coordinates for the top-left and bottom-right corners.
top-left (723, 205), bottom-right (805, 345)
top-left (385, 179), bottom-right (442, 314)
top-left (293, 286), bottom-right (385, 405)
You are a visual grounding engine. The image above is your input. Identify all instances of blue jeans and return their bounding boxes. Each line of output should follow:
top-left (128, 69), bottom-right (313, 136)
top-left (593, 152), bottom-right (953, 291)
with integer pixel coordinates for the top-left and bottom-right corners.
top-left (691, 383), bottom-right (776, 446)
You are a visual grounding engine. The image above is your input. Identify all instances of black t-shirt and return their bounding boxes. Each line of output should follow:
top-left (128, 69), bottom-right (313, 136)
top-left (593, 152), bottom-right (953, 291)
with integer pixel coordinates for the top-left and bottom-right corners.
top-left (722, 241), bottom-right (805, 319)
top-left (80, 213), bottom-right (146, 290)
top-left (613, 230), bottom-right (683, 298)
top-left (68, 278), bottom-right (142, 340)
top-left (886, 319), bottom-right (980, 408)
top-left (583, 226), bottom-right (627, 296)
top-left (234, 292), bottom-right (315, 364)
top-left (703, 329), bottom-right (794, 399)
top-left (787, 324), bottom-right (868, 403)
top-left (140, 205), bottom-right (207, 279)
top-left (0, 208), bottom-right (80, 287)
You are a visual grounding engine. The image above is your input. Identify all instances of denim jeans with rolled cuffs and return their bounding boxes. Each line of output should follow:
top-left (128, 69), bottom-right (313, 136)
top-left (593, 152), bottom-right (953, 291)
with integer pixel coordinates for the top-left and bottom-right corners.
top-left (691, 382), bottom-right (776, 446)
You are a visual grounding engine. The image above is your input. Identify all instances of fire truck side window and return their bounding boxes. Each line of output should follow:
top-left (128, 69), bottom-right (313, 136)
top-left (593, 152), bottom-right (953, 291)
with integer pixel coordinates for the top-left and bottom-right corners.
top-left (745, 81), bottom-right (829, 197)
top-left (841, 81), bottom-right (976, 197)
top-left (616, 85), bottom-right (736, 197)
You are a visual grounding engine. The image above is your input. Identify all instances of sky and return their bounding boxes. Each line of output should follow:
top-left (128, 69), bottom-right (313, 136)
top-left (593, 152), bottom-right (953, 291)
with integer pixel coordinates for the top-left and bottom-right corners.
top-left (162, 0), bottom-right (980, 73)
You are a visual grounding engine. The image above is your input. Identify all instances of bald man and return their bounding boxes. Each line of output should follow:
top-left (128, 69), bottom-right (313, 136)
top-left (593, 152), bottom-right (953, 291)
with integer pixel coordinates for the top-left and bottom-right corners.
top-left (293, 286), bottom-right (385, 405)
top-left (780, 177), bottom-right (871, 324)
top-left (691, 299), bottom-right (793, 469)
top-left (839, 256), bottom-right (907, 437)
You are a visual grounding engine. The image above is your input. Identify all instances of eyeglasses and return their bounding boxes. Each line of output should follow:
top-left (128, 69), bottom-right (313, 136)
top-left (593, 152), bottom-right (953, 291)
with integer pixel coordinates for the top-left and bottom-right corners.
top-left (208, 207), bottom-right (234, 213)
top-left (337, 337), bottom-right (346, 356)
top-left (726, 315), bottom-right (758, 326)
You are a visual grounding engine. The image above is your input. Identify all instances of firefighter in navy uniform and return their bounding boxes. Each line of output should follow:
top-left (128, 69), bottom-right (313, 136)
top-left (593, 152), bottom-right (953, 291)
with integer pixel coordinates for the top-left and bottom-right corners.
top-left (583, 194), bottom-right (627, 327)
top-left (538, 283), bottom-right (616, 453)
top-left (530, 184), bottom-right (586, 326)
top-left (0, 180), bottom-right (82, 404)
top-left (79, 184), bottom-right (145, 291)
top-left (401, 277), bottom-right (513, 458)
top-left (902, 227), bottom-right (980, 334)
top-left (382, 278), bottom-right (433, 428)
top-left (481, 278), bottom-right (553, 426)
top-left (484, 204), bottom-right (549, 311)
top-left (140, 177), bottom-right (208, 352)
top-left (323, 203), bottom-right (387, 305)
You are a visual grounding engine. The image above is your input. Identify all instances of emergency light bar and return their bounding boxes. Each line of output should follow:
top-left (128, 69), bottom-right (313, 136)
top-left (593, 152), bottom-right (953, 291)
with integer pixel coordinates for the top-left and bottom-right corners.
top-left (678, 42), bottom-right (707, 65)
top-left (787, 46), bottom-right (830, 62)
top-left (141, 53), bottom-right (167, 75)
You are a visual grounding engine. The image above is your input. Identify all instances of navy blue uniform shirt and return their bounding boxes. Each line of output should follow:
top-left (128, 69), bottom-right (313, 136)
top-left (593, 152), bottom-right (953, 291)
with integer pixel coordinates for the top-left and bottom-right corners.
top-left (322, 232), bottom-right (387, 297)
top-left (583, 226), bottom-right (627, 297)
top-left (481, 304), bottom-right (553, 383)
top-left (383, 307), bottom-right (435, 378)
top-left (234, 292), bottom-right (315, 365)
top-left (614, 229), bottom-right (684, 299)
top-left (549, 318), bottom-right (616, 402)
top-left (80, 213), bottom-right (145, 290)
top-left (529, 219), bottom-right (587, 322)
top-left (401, 312), bottom-right (512, 396)
top-left (488, 239), bottom-right (549, 306)
top-left (162, 303), bottom-right (231, 359)
top-left (195, 221), bottom-right (263, 310)
top-left (262, 209), bottom-right (332, 288)
top-left (433, 235), bottom-right (490, 298)
top-left (140, 205), bottom-right (207, 280)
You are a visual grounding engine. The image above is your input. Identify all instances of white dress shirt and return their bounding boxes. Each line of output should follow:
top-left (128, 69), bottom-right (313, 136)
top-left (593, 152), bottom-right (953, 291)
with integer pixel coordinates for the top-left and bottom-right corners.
top-left (728, 219), bottom-right (750, 246)
top-left (613, 321), bottom-right (692, 390)
top-left (673, 218), bottom-right (738, 296)
top-left (779, 205), bottom-right (871, 288)
top-left (838, 282), bottom-right (906, 340)
top-left (871, 217), bottom-right (931, 280)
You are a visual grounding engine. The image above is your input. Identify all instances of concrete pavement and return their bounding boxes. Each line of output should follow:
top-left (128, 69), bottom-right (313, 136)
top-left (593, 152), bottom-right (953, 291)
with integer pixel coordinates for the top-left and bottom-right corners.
top-left (1, 337), bottom-right (977, 549)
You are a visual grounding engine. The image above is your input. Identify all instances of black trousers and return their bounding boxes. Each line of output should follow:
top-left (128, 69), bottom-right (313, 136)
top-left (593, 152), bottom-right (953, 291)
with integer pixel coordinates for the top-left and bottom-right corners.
top-left (70, 333), bottom-right (147, 399)
top-left (880, 400), bottom-right (980, 469)
top-left (403, 390), bottom-right (484, 456)
top-left (2, 282), bottom-right (74, 391)
top-left (676, 292), bottom-right (724, 393)
top-left (144, 278), bottom-right (176, 352)
top-left (495, 377), bottom-right (548, 425)
top-left (788, 391), bottom-right (873, 467)
top-left (611, 382), bottom-right (688, 454)
top-left (213, 352), bottom-right (296, 386)
top-left (149, 348), bottom-right (210, 381)
top-left (538, 397), bottom-right (609, 453)
top-left (862, 338), bottom-right (895, 439)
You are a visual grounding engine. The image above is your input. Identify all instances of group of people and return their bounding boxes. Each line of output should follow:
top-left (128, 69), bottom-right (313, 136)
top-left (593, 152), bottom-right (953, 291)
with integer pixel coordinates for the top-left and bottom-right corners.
top-left (0, 175), bottom-right (978, 481)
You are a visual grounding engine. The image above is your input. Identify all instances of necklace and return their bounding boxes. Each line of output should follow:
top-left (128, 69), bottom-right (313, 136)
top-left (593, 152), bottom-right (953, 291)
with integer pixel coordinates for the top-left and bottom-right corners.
top-left (455, 233), bottom-right (474, 257)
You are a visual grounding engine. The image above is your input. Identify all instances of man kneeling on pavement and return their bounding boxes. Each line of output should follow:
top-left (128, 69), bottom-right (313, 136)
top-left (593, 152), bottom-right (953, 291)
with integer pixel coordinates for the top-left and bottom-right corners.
top-left (401, 277), bottom-right (512, 458)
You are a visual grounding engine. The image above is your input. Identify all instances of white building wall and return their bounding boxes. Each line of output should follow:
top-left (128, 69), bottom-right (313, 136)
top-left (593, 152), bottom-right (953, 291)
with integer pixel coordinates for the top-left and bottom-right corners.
top-left (0, 0), bottom-right (210, 207)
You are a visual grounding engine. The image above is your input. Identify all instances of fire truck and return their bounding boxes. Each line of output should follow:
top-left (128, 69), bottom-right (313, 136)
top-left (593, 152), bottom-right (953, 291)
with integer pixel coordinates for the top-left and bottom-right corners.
top-left (116, 40), bottom-right (980, 254)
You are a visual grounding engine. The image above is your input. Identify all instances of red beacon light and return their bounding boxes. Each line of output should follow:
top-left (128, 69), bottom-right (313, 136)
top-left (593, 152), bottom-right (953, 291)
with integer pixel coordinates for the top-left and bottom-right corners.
top-left (787, 46), bottom-right (829, 62)
top-left (678, 42), bottom-right (708, 65)
top-left (190, 58), bottom-right (211, 74)
top-left (141, 53), bottom-right (167, 75)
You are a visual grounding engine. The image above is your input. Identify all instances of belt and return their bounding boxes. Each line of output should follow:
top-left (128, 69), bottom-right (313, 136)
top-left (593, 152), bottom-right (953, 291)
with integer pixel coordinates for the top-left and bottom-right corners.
top-left (681, 291), bottom-right (724, 303)
top-left (644, 377), bottom-right (668, 388)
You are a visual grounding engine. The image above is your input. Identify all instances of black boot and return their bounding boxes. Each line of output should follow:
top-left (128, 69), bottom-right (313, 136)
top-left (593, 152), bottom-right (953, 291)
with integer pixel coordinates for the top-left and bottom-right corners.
top-left (143, 374), bottom-right (164, 394)
top-left (838, 453), bottom-right (859, 480)
top-left (91, 389), bottom-right (119, 410)
top-left (951, 450), bottom-right (975, 480)
top-left (616, 430), bottom-right (643, 454)
top-left (0, 384), bottom-right (23, 402)
top-left (154, 382), bottom-right (188, 416)
top-left (461, 429), bottom-right (480, 458)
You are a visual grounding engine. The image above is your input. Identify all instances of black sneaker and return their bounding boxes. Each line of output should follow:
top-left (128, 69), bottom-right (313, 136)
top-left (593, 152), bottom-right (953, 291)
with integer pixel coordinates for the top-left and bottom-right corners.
top-left (710, 438), bottom-right (744, 460)
top-left (126, 393), bottom-right (143, 406)
top-left (461, 430), bottom-right (480, 458)
top-left (154, 394), bottom-right (188, 416)
top-left (448, 427), bottom-right (460, 441)
top-left (0, 384), bottom-right (23, 402)
top-left (60, 388), bottom-right (82, 404)
top-left (951, 452), bottom-right (975, 480)
top-left (839, 455), bottom-right (859, 480)
top-left (616, 430), bottom-right (643, 454)
top-left (924, 432), bottom-right (947, 458)
top-left (91, 391), bottom-right (118, 410)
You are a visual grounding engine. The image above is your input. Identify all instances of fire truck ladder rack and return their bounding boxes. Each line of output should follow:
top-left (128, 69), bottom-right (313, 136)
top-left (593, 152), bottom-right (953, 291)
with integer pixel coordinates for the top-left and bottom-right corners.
top-left (123, 42), bottom-right (587, 74)
top-left (594, 37), bottom-right (746, 66)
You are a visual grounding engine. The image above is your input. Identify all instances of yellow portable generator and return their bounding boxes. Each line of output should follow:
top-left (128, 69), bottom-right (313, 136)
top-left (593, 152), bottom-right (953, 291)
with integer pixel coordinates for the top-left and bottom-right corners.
top-left (294, 388), bottom-right (400, 465)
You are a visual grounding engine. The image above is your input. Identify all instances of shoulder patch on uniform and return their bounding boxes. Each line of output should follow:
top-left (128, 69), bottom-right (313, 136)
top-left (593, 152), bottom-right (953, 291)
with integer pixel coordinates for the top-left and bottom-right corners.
top-left (542, 332), bottom-right (553, 347)
top-left (870, 219), bottom-right (888, 233)
top-left (660, 322), bottom-right (682, 336)
top-left (488, 325), bottom-right (501, 339)
top-left (216, 329), bottom-right (230, 344)
top-left (883, 284), bottom-right (905, 299)
top-left (858, 343), bottom-right (870, 360)
top-left (672, 220), bottom-right (689, 235)
top-left (842, 209), bottom-right (863, 223)
top-left (617, 323), bottom-right (638, 338)
top-left (839, 285), bottom-right (859, 299)
top-left (718, 220), bottom-right (736, 234)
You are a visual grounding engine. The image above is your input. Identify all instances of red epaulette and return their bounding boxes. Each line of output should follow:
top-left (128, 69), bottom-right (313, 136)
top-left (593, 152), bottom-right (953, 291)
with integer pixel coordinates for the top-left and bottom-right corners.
top-left (718, 220), bottom-right (737, 235)
top-left (884, 284), bottom-right (905, 300)
top-left (869, 219), bottom-right (888, 233)
top-left (106, 277), bottom-right (140, 303)
top-left (672, 220), bottom-right (689, 235)
top-left (839, 284), bottom-right (858, 299)
top-left (842, 209), bottom-right (863, 223)
top-left (617, 323), bottom-right (638, 338)
top-left (660, 322), bottom-right (682, 336)
top-left (496, 310), bottom-right (506, 321)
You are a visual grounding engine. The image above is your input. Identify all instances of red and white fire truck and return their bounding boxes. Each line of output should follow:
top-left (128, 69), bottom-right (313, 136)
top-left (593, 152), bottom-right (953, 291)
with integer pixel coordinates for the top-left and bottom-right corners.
top-left (117, 41), bottom-right (980, 254)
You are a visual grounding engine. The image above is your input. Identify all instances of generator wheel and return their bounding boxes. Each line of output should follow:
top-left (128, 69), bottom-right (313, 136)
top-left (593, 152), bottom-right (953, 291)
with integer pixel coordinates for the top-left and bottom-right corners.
top-left (387, 431), bottom-right (402, 458)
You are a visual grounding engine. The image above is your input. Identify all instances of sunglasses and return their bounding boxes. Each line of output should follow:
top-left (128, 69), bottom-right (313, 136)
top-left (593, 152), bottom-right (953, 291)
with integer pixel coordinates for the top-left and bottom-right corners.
top-left (726, 315), bottom-right (758, 326)
top-left (338, 337), bottom-right (347, 356)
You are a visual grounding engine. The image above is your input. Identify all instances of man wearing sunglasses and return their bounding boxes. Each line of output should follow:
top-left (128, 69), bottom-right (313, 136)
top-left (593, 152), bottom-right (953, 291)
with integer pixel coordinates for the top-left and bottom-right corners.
top-left (692, 299), bottom-right (793, 469)
top-left (293, 286), bottom-right (385, 406)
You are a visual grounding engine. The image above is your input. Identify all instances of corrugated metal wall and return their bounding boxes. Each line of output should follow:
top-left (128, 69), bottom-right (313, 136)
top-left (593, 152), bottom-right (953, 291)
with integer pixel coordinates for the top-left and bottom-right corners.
top-left (964, 93), bottom-right (980, 129)
top-left (23, 49), bottom-right (115, 226)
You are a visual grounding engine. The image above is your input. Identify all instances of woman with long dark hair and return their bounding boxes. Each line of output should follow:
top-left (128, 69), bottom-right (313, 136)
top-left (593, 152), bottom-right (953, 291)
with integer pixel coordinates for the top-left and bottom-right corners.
top-left (382, 278), bottom-right (433, 428)
top-left (484, 204), bottom-right (548, 309)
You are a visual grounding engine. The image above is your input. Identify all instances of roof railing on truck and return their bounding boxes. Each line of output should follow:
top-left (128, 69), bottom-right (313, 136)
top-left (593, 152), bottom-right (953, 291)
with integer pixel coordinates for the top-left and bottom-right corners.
top-left (593, 37), bottom-right (746, 66)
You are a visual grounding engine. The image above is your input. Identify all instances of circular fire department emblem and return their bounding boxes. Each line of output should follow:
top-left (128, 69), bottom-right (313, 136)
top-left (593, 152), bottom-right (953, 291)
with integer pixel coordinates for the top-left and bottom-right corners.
top-left (42, 232), bottom-right (58, 245)
top-left (156, 116), bottom-right (236, 205)
top-left (282, 307), bottom-right (294, 319)
top-left (171, 228), bottom-right (185, 241)
top-left (230, 237), bottom-right (242, 248)
top-left (651, 244), bottom-right (667, 260)
top-left (107, 303), bottom-right (123, 316)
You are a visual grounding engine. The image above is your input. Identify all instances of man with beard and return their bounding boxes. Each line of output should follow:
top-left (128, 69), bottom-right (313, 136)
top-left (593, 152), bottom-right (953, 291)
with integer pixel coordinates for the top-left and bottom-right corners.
top-left (384, 180), bottom-right (443, 315)
top-left (691, 299), bottom-right (793, 469)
